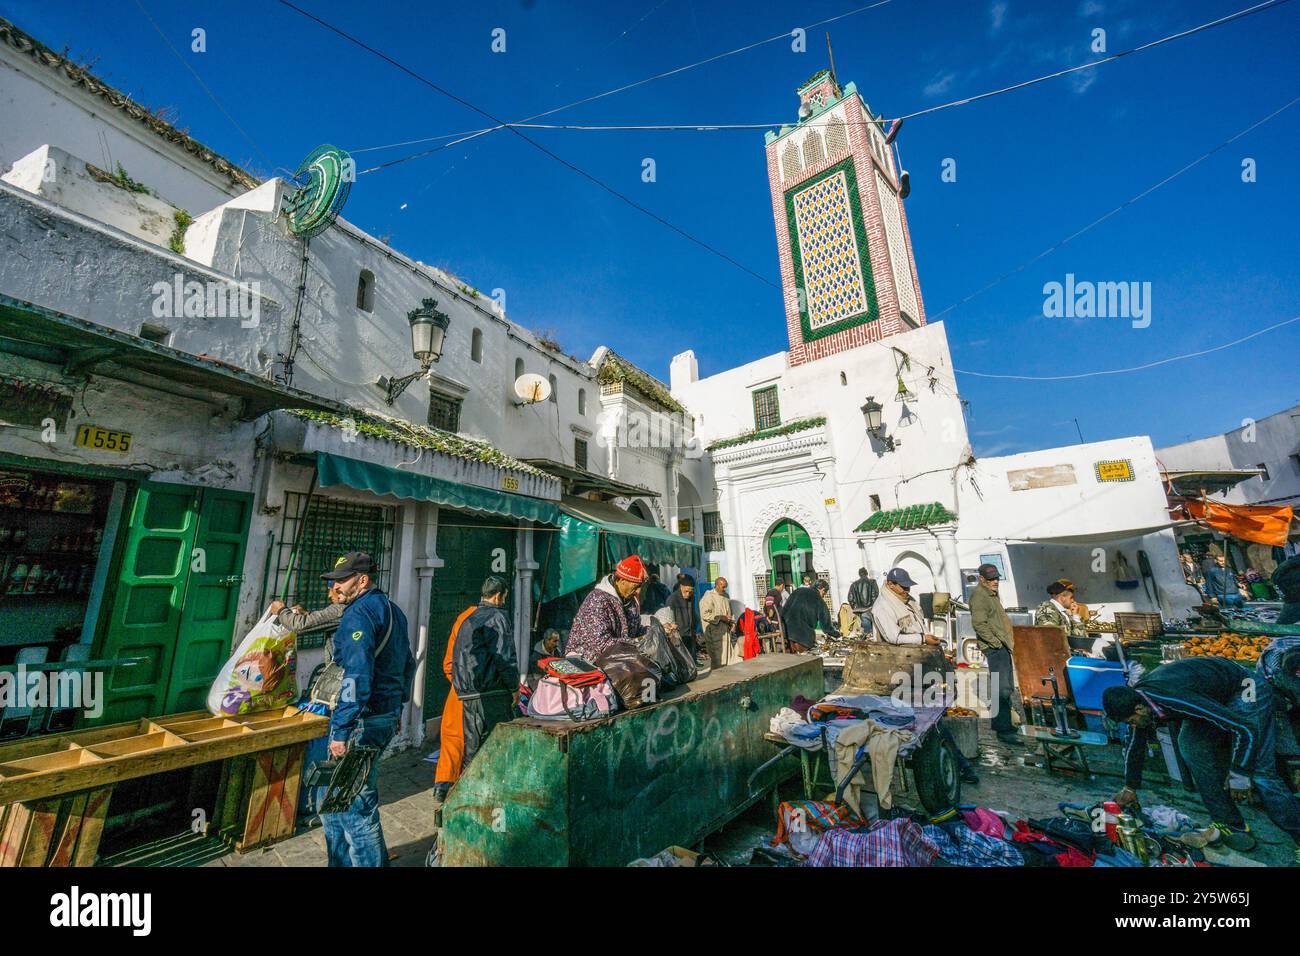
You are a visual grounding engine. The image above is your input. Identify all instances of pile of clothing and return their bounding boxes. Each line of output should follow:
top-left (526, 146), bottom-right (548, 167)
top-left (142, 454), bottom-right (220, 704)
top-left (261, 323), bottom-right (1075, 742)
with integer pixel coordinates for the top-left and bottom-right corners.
top-left (763, 800), bottom-right (1221, 868)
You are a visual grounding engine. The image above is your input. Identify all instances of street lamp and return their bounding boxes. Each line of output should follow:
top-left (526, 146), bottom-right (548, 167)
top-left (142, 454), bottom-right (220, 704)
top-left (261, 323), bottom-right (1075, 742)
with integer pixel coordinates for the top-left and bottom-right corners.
top-left (860, 396), bottom-right (898, 451)
top-left (383, 298), bottom-right (450, 404)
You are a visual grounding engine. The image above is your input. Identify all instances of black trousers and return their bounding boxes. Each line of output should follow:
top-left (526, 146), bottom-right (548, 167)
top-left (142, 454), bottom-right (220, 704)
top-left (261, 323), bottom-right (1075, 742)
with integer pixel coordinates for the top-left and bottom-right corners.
top-left (460, 692), bottom-right (515, 770)
top-left (982, 646), bottom-right (1015, 734)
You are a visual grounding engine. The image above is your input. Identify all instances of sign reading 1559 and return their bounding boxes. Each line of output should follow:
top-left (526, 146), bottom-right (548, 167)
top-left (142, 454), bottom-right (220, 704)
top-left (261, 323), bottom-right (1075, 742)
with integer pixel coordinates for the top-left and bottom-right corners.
top-left (75, 425), bottom-right (133, 453)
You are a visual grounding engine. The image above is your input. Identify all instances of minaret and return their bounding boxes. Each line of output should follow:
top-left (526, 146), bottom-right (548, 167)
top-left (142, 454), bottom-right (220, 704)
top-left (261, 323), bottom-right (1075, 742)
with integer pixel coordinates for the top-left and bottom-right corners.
top-left (765, 69), bottom-right (925, 366)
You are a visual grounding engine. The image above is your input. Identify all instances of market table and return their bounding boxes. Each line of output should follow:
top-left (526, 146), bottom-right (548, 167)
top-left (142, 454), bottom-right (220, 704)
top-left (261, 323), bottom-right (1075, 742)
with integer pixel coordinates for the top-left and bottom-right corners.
top-left (0, 706), bottom-right (327, 866)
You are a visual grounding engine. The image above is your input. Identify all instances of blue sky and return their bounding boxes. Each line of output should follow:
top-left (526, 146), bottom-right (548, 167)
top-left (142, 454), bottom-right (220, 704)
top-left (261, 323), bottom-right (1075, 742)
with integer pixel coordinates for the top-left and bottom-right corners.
top-left (8, 0), bottom-right (1298, 455)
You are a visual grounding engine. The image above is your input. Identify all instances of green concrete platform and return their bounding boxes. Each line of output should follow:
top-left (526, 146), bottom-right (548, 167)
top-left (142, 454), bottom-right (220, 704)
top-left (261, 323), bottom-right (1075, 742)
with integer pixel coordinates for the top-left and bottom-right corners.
top-left (441, 654), bottom-right (823, 866)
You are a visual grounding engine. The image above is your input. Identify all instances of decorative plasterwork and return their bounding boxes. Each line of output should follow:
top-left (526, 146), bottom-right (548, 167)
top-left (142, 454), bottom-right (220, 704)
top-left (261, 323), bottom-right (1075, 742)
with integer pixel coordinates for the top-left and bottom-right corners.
top-left (745, 497), bottom-right (831, 573)
top-left (711, 425), bottom-right (829, 467)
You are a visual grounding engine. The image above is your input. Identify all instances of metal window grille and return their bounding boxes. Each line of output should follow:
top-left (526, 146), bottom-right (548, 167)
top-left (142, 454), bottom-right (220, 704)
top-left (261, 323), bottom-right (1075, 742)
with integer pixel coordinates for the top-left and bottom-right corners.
top-left (753, 386), bottom-right (781, 431)
top-left (703, 511), bottom-right (725, 551)
top-left (574, 438), bottom-right (588, 470)
top-left (274, 493), bottom-right (395, 649)
top-left (428, 393), bottom-right (462, 433)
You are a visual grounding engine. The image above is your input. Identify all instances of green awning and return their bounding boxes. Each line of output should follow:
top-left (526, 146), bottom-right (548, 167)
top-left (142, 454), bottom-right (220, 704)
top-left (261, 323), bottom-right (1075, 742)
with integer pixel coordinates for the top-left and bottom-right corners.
top-left (315, 453), bottom-right (698, 600)
top-left (316, 452), bottom-right (559, 524)
top-left (596, 518), bottom-right (701, 570)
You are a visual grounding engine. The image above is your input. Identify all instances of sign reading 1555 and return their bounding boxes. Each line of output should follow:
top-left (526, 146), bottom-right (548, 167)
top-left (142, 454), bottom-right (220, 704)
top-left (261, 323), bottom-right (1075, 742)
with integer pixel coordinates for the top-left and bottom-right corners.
top-left (75, 425), bottom-right (133, 453)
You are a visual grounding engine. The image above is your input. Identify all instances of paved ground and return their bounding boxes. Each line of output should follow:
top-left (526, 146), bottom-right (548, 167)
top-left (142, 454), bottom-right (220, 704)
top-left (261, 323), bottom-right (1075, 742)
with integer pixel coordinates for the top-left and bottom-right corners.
top-left (204, 723), bottom-right (1295, 868)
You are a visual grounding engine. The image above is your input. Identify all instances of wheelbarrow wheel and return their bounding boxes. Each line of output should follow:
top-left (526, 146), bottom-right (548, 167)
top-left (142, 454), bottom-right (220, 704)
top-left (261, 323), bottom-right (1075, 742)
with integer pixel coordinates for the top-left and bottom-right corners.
top-left (912, 732), bottom-right (962, 815)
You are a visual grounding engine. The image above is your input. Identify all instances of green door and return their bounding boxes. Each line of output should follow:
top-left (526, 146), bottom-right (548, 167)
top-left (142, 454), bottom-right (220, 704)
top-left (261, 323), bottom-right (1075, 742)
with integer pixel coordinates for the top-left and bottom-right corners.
top-left (165, 489), bottom-right (252, 714)
top-left (767, 518), bottom-right (812, 588)
top-left (426, 512), bottom-right (516, 717)
top-left (98, 483), bottom-right (252, 723)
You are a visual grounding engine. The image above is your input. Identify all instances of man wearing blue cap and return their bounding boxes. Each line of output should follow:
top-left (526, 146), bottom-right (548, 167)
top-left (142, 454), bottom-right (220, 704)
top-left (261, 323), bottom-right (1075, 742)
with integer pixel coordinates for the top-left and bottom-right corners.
top-left (317, 551), bottom-right (413, 866)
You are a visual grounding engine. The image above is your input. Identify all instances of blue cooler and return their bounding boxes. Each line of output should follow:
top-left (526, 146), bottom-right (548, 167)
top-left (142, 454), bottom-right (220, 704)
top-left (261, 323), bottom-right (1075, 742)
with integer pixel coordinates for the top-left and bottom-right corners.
top-left (1065, 657), bottom-right (1127, 712)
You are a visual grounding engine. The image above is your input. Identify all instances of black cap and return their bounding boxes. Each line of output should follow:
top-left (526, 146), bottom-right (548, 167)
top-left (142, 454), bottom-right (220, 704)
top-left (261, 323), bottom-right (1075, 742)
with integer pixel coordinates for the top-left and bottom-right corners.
top-left (977, 563), bottom-right (1000, 581)
top-left (321, 551), bottom-right (374, 581)
top-left (1047, 581), bottom-right (1072, 597)
top-left (886, 567), bottom-right (917, 588)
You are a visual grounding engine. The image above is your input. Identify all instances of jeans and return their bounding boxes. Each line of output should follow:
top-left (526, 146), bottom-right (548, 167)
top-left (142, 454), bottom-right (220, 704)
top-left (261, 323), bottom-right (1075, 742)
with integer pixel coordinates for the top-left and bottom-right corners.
top-left (856, 611), bottom-right (874, 636)
top-left (982, 646), bottom-right (1015, 734)
top-left (320, 707), bottom-right (400, 867)
top-left (1176, 682), bottom-right (1300, 843)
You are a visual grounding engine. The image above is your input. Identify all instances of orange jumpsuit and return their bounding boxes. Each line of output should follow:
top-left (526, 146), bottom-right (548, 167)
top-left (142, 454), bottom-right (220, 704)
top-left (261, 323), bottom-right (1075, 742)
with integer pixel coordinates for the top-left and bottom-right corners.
top-left (434, 604), bottom-right (477, 785)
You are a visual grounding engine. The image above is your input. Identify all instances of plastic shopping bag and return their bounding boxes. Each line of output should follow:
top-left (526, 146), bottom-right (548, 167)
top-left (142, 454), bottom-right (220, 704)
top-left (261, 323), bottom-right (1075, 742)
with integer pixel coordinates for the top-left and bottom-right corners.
top-left (206, 610), bottom-right (298, 716)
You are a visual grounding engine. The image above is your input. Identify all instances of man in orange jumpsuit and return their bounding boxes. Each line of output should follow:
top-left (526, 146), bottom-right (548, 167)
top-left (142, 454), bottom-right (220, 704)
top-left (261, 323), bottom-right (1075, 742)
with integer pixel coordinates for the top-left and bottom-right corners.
top-left (433, 603), bottom-right (477, 802)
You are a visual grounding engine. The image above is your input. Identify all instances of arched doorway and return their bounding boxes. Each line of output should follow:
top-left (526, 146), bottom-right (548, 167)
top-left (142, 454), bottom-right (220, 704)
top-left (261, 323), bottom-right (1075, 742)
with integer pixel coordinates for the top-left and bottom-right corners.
top-left (626, 500), bottom-right (649, 524)
top-left (767, 518), bottom-right (815, 588)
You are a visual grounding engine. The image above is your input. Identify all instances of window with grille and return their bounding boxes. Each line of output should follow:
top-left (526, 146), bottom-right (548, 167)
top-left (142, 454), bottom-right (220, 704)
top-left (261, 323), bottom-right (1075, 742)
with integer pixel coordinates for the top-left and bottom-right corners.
top-left (275, 494), bottom-right (395, 649)
top-left (703, 511), bottom-right (725, 551)
top-left (574, 438), bottom-right (588, 470)
top-left (753, 386), bottom-right (781, 431)
top-left (428, 393), bottom-right (462, 432)
top-left (802, 130), bottom-right (825, 168)
top-left (825, 120), bottom-right (848, 156)
top-left (782, 142), bottom-right (803, 181)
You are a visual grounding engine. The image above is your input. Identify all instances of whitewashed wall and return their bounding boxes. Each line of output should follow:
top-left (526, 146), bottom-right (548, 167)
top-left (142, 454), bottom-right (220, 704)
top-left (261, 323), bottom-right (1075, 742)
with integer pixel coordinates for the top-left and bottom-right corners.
top-left (0, 43), bottom-right (246, 213)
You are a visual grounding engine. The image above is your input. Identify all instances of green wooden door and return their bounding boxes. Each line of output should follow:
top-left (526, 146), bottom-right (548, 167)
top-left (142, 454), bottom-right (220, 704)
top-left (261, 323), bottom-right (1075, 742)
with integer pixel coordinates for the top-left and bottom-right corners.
top-left (426, 512), bottom-right (516, 717)
top-left (98, 483), bottom-right (251, 723)
top-left (165, 489), bottom-right (252, 714)
top-left (767, 518), bottom-right (812, 588)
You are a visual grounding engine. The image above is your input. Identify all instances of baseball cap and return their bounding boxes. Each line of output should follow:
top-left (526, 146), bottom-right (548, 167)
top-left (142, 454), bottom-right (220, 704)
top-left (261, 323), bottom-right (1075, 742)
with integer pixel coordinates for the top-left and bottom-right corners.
top-left (886, 568), bottom-right (917, 589)
top-left (321, 551), bottom-right (374, 581)
top-left (1047, 581), bottom-right (1073, 596)
top-left (977, 563), bottom-right (1000, 581)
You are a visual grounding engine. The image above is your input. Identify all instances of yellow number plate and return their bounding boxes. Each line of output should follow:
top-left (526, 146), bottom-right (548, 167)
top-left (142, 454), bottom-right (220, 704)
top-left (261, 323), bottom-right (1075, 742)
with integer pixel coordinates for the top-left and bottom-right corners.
top-left (75, 425), bottom-right (133, 454)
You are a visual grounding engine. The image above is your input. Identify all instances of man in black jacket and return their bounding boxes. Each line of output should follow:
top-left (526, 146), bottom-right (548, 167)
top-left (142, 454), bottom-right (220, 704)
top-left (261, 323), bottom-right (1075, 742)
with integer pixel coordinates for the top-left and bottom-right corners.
top-left (1103, 656), bottom-right (1300, 859)
top-left (847, 567), bottom-right (880, 636)
top-left (781, 580), bottom-right (839, 652)
top-left (666, 573), bottom-right (702, 660)
top-left (451, 575), bottom-right (516, 769)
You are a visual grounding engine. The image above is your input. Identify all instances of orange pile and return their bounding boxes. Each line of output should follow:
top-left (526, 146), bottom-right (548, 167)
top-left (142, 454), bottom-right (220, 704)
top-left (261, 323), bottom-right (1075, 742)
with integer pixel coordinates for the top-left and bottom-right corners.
top-left (945, 706), bottom-right (979, 717)
top-left (1181, 632), bottom-right (1271, 662)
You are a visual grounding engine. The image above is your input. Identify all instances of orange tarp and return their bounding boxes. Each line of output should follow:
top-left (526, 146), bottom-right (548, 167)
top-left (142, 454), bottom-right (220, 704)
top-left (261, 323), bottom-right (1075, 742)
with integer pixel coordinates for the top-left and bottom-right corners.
top-left (1176, 499), bottom-right (1294, 547)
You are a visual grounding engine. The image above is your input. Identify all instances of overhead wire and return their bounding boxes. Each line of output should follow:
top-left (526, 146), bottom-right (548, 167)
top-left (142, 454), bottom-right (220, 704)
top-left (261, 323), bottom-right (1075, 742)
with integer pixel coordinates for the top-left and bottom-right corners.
top-left (276, 0), bottom-right (779, 288)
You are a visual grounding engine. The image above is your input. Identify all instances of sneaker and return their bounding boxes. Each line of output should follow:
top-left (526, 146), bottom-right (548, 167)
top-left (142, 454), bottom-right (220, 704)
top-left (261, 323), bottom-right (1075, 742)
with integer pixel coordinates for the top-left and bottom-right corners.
top-left (1209, 822), bottom-right (1256, 852)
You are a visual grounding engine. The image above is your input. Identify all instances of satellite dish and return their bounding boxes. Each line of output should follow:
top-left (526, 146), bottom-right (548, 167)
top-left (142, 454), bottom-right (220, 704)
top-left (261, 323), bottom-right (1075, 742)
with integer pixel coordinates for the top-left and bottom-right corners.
top-left (514, 373), bottom-right (551, 405)
top-left (283, 144), bottom-right (353, 239)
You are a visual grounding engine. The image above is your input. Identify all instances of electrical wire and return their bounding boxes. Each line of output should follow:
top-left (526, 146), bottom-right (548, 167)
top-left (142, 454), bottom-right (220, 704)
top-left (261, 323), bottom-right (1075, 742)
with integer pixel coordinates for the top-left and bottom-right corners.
top-left (929, 91), bottom-right (1300, 322)
top-left (954, 314), bottom-right (1300, 381)
top-left (131, 0), bottom-right (279, 177)
top-left (348, 0), bottom-right (1292, 150)
top-left (276, 0), bottom-right (779, 288)
top-left (345, 0), bottom-right (897, 157)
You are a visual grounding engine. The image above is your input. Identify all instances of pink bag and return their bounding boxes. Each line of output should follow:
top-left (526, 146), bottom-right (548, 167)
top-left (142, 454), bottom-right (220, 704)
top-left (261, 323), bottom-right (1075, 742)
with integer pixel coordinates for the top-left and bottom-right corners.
top-left (527, 673), bottom-right (618, 721)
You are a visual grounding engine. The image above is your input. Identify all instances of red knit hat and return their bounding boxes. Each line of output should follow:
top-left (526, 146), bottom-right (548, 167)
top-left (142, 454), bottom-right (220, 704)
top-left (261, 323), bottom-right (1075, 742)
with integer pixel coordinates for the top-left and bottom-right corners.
top-left (614, 555), bottom-right (648, 583)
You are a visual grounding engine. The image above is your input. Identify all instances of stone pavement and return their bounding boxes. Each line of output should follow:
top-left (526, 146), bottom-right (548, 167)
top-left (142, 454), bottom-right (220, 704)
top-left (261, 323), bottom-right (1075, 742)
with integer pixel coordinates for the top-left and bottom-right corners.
top-left (204, 724), bottom-right (1295, 868)
top-left (203, 747), bottom-right (440, 868)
